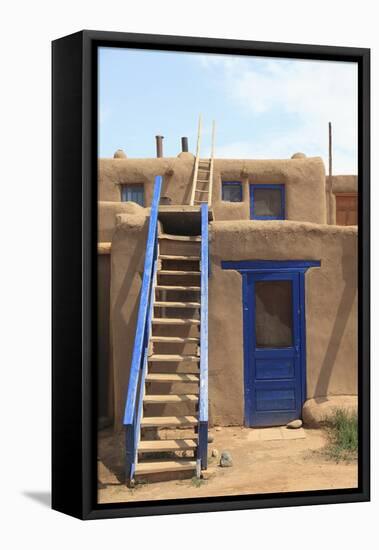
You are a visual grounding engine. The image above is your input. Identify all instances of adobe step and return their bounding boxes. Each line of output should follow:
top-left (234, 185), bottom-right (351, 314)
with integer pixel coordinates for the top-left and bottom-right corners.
top-left (135, 459), bottom-right (196, 475)
top-left (143, 394), bottom-right (199, 404)
top-left (138, 439), bottom-right (197, 452)
top-left (140, 415), bottom-right (198, 427)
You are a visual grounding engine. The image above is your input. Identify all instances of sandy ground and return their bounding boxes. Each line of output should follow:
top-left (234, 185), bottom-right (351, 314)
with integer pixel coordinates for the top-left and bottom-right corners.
top-left (97, 426), bottom-right (357, 504)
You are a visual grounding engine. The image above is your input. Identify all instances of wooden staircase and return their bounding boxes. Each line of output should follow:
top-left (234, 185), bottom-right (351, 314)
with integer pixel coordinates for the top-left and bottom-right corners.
top-left (189, 116), bottom-right (215, 208)
top-left (124, 176), bottom-right (209, 486)
top-left (132, 231), bottom-right (205, 480)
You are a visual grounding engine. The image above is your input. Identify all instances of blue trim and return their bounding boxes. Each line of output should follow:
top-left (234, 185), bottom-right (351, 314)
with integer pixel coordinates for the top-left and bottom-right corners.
top-left (123, 175), bottom-right (162, 484)
top-left (250, 184), bottom-right (285, 220)
top-left (198, 204), bottom-right (209, 469)
top-left (222, 260), bottom-right (321, 272)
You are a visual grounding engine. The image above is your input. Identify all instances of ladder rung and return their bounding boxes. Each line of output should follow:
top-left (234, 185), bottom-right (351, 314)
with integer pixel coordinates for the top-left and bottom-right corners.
top-left (151, 336), bottom-right (200, 343)
top-left (158, 270), bottom-right (200, 275)
top-left (141, 416), bottom-right (198, 427)
top-left (159, 255), bottom-right (200, 261)
top-left (193, 200), bottom-right (208, 204)
top-left (154, 301), bottom-right (200, 308)
top-left (138, 439), bottom-right (197, 452)
top-left (146, 373), bottom-right (199, 382)
top-left (143, 394), bottom-right (199, 404)
top-left (159, 234), bottom-right (201, 242)
top-left (197, 179), bottom-right (209, 183)
top-left (148, 354), bottom-right (199, 362)
top-left (156, 285), bottom-right (200, 291)
top-left (195, 189), bottom-right (209, 194)
top-left (135, 459), bottom-right (196, 474)
top-left (152, 318), bottom-right (200, 325)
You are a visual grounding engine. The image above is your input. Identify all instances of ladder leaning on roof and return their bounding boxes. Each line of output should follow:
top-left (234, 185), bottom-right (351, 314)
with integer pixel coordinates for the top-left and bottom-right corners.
top-left (189, 116), bottom-right (215, 208)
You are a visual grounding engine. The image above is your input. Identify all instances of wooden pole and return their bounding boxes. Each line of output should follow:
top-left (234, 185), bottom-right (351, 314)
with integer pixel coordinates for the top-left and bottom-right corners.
top-left (328, 122), bottom-right (335, 224)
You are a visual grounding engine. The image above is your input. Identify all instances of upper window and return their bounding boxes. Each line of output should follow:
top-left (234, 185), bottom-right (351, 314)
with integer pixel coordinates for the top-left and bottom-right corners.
top-left (250, 184), bottom-right (285, 220)
top-left (121, 184), bottom-right (145, 206)
top-left (222, 181), bottom-right (243, 202)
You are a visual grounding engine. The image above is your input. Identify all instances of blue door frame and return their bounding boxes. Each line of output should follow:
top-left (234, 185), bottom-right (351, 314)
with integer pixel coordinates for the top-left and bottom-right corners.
top-left (222, 260), bottom-right (320, 427)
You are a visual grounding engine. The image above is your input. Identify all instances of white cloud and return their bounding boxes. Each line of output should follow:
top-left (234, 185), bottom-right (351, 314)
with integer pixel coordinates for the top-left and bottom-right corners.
top-left (197, 55), bottom-right (358, 173)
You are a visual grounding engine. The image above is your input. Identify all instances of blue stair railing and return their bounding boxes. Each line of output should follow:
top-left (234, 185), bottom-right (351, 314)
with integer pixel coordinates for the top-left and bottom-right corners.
top-left (124, 175), bottom-right (162, 485)
top-left (197, 203), bottom-right (209, 473)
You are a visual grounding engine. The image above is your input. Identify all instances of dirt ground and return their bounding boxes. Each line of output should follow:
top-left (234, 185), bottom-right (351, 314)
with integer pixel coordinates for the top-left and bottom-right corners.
top-left (97, 426), bottom-right (358, 504)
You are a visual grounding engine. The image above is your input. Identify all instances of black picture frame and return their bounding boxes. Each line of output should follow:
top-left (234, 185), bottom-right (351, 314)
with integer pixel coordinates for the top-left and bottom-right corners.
top-left (52, 30), bottom-right (370, 520)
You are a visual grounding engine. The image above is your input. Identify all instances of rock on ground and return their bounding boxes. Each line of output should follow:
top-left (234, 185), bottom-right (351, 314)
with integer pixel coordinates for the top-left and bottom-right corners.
top-left (220, 451), bottom-right (233, 467)
top-left (287, 419), bottom-right (303, 429)
top-left (302, 395), bottom-right (357, 427)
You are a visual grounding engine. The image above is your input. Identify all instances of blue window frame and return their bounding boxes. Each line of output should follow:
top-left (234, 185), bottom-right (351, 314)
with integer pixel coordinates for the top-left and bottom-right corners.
top-left (222, 181), bottom-right (243, 202)
top-left (250, 184), bottom-right (285, 220)
top-left (121, 184), bottom-right (145, 206)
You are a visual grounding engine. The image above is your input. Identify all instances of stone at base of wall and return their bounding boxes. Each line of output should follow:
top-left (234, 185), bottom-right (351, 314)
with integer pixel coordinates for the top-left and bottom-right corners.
top-left (302, 395), bottom-right (358, 427)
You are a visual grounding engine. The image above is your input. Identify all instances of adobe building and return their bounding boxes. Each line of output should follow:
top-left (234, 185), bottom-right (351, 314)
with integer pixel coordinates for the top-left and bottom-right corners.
top-left (97, 136), bottom-right (358, 481)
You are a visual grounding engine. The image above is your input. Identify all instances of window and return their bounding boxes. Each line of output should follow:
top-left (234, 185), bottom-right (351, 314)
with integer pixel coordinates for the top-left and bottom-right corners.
top-left (121, 184), bottom-right (145, 206)
top-left (335, 193), bottom-right (357, 226)
top-left (255, 280), bottom-right (293, 348)
top-left (250, 184), bottom-right (285, 220)
top-left (222, 181), bottom-right (243, 202)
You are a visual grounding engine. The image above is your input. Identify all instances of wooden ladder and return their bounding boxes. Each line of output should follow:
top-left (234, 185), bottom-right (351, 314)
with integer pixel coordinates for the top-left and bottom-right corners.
top-left (189, 116), bottom-right (215, 208)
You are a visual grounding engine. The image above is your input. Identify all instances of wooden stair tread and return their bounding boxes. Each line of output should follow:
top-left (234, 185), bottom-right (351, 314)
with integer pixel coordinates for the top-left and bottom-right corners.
top-left (152, 318), bottom-right (200, 325)
top-left (154, 301), bottom-right (200, 308)
top-left (159, 234), bottom-right (201, 242)
top-left (146, 373), bottom-right (199, 382)
top-left (156, 285), bottom-right (200, 291)
top-left (138, 439), bottom-right (197, 452)
top-left (158, 270), bottom-right (200, 275)
top-left (143, 394), bottom-right (199, 403)
top-left (151, 336), bottom-right (199, 343)
top-left (141, 416), bottom-right (198, 427)
top-left (135, 459), bottom-right (196, 474)
top-left (159, 255), bottom-right (200, 261)
top-left (148, 354), bottom-right (199, 362)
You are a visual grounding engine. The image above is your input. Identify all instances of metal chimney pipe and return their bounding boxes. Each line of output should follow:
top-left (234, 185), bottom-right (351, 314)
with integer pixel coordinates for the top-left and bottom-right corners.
top-left (181, 137), bottom-right (189, 153)
top-left (155, 135), bottom-right (164, 158)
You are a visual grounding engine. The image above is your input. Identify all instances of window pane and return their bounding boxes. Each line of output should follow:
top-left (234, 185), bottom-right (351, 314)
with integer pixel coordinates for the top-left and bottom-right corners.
top-left (253, 188), bottom-right (282, 218)
top-left (121, 184), bottom-right (144, 206)
top-left (222, 182), bottom-right (242, 202)
top-left (255, 280), bottom-right (293, 348)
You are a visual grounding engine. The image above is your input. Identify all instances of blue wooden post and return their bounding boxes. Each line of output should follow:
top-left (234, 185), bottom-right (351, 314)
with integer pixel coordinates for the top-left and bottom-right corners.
top-left (198, 204), bottom-right (209, 470)
top-left (123, 176), bottom-right (162, 485)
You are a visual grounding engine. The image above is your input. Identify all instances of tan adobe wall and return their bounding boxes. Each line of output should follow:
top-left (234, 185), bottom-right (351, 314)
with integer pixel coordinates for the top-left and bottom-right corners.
top-left (209, 220), bottom-right (357, 425)
top-left (109, 210), bottom-right (357, 429)
top-left (98, 155), bottom-right (327, 224)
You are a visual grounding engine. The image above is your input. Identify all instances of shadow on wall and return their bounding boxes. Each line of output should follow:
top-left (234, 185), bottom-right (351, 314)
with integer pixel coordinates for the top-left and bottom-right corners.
top-left (314, 238), bottom-right (357, 397)
top-left (112, 229), bottom-right (147, 428)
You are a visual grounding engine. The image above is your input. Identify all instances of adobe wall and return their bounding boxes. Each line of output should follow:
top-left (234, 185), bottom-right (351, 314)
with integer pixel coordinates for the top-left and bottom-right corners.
top-left (98, 155), bottom-right (327, 224)
top-left (209, 220), bottom-right (357, 425)
top-left (109, 212), bottom-right (357, 429)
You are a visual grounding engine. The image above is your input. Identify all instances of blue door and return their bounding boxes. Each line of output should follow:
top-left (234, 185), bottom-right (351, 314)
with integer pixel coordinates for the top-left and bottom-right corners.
top-left (243, 271), bottom-right (305, 427)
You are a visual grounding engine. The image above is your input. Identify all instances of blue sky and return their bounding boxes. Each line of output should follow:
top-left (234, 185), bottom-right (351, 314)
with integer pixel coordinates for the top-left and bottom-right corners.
top-left (99, 47), bottom-right (358, 173)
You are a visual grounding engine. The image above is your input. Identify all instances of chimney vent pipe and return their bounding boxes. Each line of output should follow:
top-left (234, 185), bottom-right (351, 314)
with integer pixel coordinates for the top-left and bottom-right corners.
top-left (155, 135), bottom-right (164, 158)
top-left (181, 137), bottom-right (189, 153)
